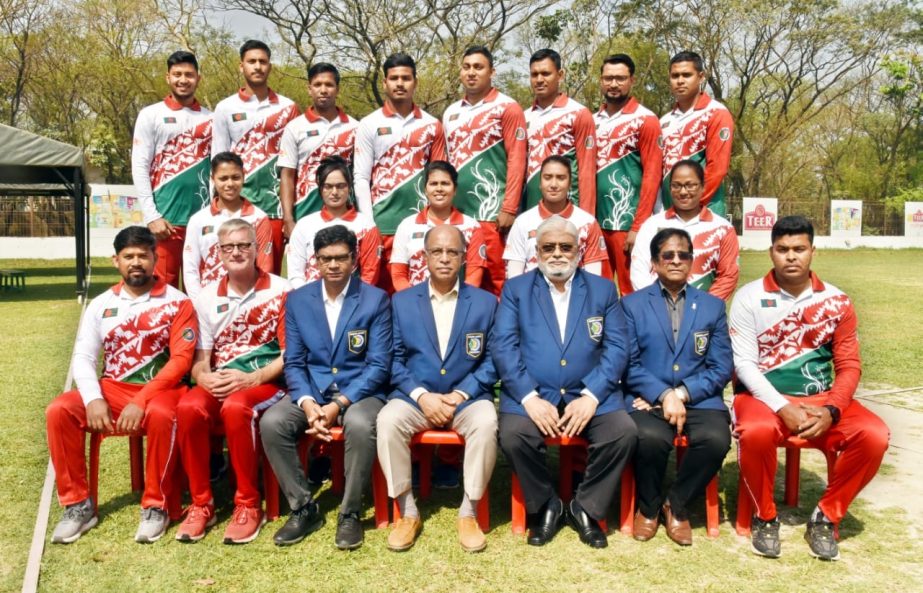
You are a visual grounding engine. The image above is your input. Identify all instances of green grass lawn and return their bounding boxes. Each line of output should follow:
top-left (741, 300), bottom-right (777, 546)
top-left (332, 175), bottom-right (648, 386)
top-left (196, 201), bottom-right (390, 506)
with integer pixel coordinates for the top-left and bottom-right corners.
top-left (1, 251), bottom-right (921, 593)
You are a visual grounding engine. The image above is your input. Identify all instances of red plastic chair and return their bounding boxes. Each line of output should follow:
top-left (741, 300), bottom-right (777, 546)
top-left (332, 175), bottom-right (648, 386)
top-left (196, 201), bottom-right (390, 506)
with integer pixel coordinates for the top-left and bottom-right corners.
top-left (390, 430), bottom-right (490, 532)
top-left (510, 436), bottom-right (608, 534)
top-left (263, 427), bottom-right (390, 528)
top-left (735, 437), bottom-right (838, 536)
top-left (618, 434), bottom-right (721, 538)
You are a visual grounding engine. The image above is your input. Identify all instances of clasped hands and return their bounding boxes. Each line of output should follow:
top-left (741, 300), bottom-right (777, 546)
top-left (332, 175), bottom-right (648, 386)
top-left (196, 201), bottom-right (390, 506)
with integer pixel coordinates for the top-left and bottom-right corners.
top-left (632, 388), bottom-right (687, 434)
top-left (524, 395), bottom-right (598, 438)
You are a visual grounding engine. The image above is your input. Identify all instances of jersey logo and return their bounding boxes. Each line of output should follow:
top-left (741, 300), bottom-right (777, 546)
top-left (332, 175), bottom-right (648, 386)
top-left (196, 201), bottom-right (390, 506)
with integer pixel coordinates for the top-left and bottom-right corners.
top-left (232, 113), bottom-right (248, 122)
top-left (103, 307), bottom-right (118, 319)
top-left (515, 127), bottom-right (526, 140)
top-left (163, 117), bottom-right (177, 124)
top-left (377, 127), bottom-right (392, 136)
top-left (465, 332), bottom-right (484, 359)
top-left (202, 225), bottom-right (213, 235)
top-left (347, 329), bottom-right (368, 354)
top-left (585, 136), bottom-right (595, 149)
top-left (693, 330), bottom-right (709, 356)
top-left (306, 129), bottom-right (320, 137)
top-left (760, 299), bottom-right (777, 308)
top-left (586, 316), bottom-right (604, 342)
top-left (528, 230), bottom-right (537, 238)
top-left (217, 303), bottom-right (229, 313)
top-left (719, 127), bottom-right (730, 141)
top-left (599, 237), bottom-right (606, 251)
top-left (412, 231), bottom-right (425, 239)
top-left (182, 328), bottom-right (196, 342)
top-left (449, 114), bottom-right (460, 121)
top-left (657, 135), bottom-right (664, 149)
top-left (478, 244), bottom-right (487, 260)
top-left (263, 242), bottom-right (273, 254)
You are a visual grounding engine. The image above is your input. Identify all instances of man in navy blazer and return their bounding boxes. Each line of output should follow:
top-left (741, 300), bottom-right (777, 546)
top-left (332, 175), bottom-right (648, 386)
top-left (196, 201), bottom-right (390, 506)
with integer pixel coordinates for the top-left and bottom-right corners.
top-left (260, 225), bottom-right (392, 550)
top-left (494, 215), bottom-right (637, 549)
top-left (622, 227), bottom-right (732, 546)
top-left (378, 225), bottom-right (499, 553)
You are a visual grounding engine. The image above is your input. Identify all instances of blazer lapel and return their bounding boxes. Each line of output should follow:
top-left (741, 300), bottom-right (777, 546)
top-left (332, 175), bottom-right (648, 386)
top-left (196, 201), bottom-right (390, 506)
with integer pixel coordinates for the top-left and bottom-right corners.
top-left (416, 287), bottom-right (441, 356)
top-left (533, 274), bottom-right (563, 349)
top-left (332, 280), bottom-right (360, 347)
top-left (562, 272), bottom-right (587, 352)
top-left (675, 288), bottom-right (699, 355)
top-left (648, 284), bottom-right (675, 351)
top-left (443, 286), bottom-right (471, 361)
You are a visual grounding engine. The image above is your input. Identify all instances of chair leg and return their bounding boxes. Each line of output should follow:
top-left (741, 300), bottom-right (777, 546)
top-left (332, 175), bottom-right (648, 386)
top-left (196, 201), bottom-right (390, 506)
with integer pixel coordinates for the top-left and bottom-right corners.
top-left (331, 442), bottom-right (345, 495)
top-left (418, 444), bottom-right (434, 500)
top-left (89, 432), bottom-right (102, 515)
top-left (705, 475), bottom-right (720, 539)
top-left (511, 473), bottom-right (526, 534)
top-left (371, 460), bottom-right (390, 529)
top-left (735, 472), bottom-right (753, 536)
top-left (129, 436), bottom-right (144, 492)
top-left (559, 446), bottom-right (573, 502)
top-left (262, 448), bottom-right (280, 521)
top-left (619, 464), bottom-right (635, 536)
top-left (476, 492), bottom-right (490, 533)
top-left (783, 447), bottom-right (801, 507)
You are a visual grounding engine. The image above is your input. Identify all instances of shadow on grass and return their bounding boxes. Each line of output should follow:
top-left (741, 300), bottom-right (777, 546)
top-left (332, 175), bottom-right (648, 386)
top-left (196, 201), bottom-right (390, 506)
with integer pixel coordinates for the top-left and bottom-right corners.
top-left (0, 281), bottom-right (84, 303)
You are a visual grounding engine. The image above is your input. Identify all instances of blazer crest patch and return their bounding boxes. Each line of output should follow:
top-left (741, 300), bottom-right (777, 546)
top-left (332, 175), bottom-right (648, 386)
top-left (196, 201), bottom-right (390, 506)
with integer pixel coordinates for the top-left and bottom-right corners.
top-left (465, 332), bottom-right (484, 359)
top-left (693, 330), bottom-right (709, 356)
top-left (347, 329), bottom-right (368, 354)
top-left (586, 316), bottom-right (604, 342)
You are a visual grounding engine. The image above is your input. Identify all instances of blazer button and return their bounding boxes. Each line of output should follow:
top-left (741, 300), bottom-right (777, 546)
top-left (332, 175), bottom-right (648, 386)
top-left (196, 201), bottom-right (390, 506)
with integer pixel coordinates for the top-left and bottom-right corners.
top-left (560, 388), bottom-right (566, 395)
top-left (560, 359), bottom-right (567, 366)
top-left (672, 364), bottom-right (679, 372)
top-left (440, 369), bottom-right (447, 375)
top-left (332, 367), bottom-right (338, 374)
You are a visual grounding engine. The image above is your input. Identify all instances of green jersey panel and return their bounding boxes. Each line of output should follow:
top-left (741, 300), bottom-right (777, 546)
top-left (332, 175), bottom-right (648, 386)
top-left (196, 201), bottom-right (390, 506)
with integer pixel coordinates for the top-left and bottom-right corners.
top-left (153, 159), bottom-right (211, 227)
top-left (763, 344), bottom-right (835, 397)
top-left (596, 152), bottom-right (644, 231)
top-left (373, 171), bottom-right (427, 235)
top-left (455, 142), bottom-right (507, 222)
top-left (244, 157), bottom-right (282, 219)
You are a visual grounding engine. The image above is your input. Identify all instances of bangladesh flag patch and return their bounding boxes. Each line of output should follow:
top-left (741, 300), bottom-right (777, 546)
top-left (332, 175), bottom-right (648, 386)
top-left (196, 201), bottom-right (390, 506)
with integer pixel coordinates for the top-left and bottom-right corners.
top-left (102, 307), bottom-right (118, 318)
top-left (232, 113), bottom-right (247, 122)
top-left (412, 231), bottom-right (425, 239)
top-left (449, 114), bottom-right (459, 121)
top-left (760, 299), bottom-right (777, 308)
top-left (377, 127), bottom-right (392, 136)
top-left (182, 328), bottom-right (196, 342)
top-left (719, 127), bottom-right (731, 141)
top-left (202, 225), bottom-right (213, 235)
top-left (163, 117), bottom-right (177, 124)
top-left (306, 129), bottom-right (320, 137)
top-left (217, 303), bottom-right (229, 313)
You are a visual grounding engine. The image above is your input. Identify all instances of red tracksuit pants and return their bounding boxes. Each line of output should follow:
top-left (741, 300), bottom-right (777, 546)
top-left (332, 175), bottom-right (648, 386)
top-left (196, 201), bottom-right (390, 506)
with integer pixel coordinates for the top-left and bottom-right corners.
top-left (480, 221), bottom-right (506, 296)
top-left (734, 393), bottom-right (889, 523)
top-left (603, 229), bottom-right (633, 297)
top-left (268, 218), bottom-right (285, 276)
top-left (46, 378), bottom-right (185, 510)
top-left (153, 225), bottom-right (186, 290)
top-left (176, 384), bottom-right (282, 508)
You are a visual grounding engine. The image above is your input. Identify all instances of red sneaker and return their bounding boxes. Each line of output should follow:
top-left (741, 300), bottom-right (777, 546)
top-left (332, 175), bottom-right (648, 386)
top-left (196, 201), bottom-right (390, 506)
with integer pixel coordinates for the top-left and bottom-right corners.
top-left (223, 505), bottom-right (266, 544)
top-left (175, 503), bottom-right (216, 542)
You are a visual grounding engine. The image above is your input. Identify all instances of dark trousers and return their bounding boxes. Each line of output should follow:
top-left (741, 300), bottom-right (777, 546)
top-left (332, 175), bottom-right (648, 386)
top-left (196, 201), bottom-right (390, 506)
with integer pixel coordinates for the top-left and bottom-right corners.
top-left (630, 407), bottom-right (731, 519)
top-left (499, 410), bottom-right (637, 521)
top-left (259, 397), bottom-right (383, 515)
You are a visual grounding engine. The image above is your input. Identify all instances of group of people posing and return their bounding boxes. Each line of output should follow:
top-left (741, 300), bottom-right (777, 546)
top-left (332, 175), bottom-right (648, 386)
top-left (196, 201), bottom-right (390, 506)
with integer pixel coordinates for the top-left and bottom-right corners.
top-left (44, 40), bottom-right (888, 563)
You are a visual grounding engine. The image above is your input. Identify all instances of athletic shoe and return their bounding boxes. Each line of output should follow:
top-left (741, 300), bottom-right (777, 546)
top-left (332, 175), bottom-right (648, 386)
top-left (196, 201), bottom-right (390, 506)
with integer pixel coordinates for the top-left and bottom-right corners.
top-left (135, 507), bottom-right (170, 543)
top-left (335, 512), bottom-right (364, 550)
top-left (51, 498), bottom-right (97, 544)
top-left (223, 505), bottom-right (266, 544)
top-left (805, 519), bottom-right (840, 560)
top-left (175, 503), bottom-right (217, 543)
top-left (750, 516), bottom-right (781, 558)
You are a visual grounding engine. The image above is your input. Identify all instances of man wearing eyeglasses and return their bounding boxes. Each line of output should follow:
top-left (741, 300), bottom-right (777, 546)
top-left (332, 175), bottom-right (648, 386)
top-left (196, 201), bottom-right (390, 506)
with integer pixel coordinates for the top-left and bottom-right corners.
top-left (630, 159), bottom-right (739, 300)
top-left (176, 219), bottom-right (291, 544)
top-left (260, 225), bottom-right (391, 550)
top-left (620, 227), bottom-right (732, 546)
top-left (377, 225), bottom-right (499, 552)
top-left (494, 215), bottom-right (636, 549)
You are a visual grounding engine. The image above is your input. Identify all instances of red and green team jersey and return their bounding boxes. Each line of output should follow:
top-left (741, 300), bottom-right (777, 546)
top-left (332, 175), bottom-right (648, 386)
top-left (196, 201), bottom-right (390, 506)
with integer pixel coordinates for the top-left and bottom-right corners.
top-left (660, 93), bottom-right (734, 218)
top-left (194, 272), bottom-right (290, 374)
top-left (132, 96), bottom-right (213, 227)
top-left (212, 89), bottom-right (300, 219)
top-left (594, 98), bottom-right (663, 232)
top-left (443, 88), bottom-right (527, 222)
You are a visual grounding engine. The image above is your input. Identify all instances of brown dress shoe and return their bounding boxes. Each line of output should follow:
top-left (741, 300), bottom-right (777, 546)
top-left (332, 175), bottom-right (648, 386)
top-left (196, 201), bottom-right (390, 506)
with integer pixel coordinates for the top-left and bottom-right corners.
top-left (632, 510), bottom-right (659, 542)
top-left (457, 517), bottom-right (487, 552)
top-left (388, 516), bottom-right (422, 551)
top-left (662, 503), bottom-right (692, 546)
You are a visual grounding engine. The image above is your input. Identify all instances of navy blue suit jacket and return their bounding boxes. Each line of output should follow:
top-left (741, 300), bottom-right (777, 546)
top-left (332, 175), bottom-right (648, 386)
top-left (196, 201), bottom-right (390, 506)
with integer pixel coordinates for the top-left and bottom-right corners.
top-left (620, 282), bottom-right (731, 411)
top-left (389, 282), bottom-right (498, 413)
top-left (283, 278), bottom-right (391, 404)
top-left (492, 269), bottom-right (628, 416)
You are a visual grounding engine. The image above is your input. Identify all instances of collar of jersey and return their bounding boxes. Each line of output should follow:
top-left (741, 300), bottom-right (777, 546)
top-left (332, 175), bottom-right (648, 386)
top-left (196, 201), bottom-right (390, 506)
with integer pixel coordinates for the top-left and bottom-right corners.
top-left (597, 96), bottom-right (639, 117)
top-left (538, 200), bottom-right (574, 219)
top-left (237, 87), bottom-right (279, 104)
top-left (321, 206), bottom-right (357, 222)
top-left (763, 270), bottom-right (825, 293)
top-left (671, 92), bottom-right (712, 114)
top-left (164, 95), bottom-right (201, 112)
top-left (210, 196), bottom-right (255, 216)
top-left (217, 269), bottom-right (272, 297)
top-left (383, 101), bottom-right (422, 119)
top-left (665, 206), bottom-right (712, 222)
top-left (305, 106), bottom-right (348, 124)
top-left (415, 206), bottom-right (463, 225)
top-left (462, 87), bottom-right (499, 107)
top-left (532, 93), bottom-right (569, 111)
top-left (112, 278), bottom-right (167, 298)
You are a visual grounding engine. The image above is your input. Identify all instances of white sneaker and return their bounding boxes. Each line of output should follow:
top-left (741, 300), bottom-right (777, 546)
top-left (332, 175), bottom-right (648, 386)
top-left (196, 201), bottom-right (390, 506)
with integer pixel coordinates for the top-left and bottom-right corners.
top-left (135, 507), bottom-right (170, 543)
top-left (51, 498), bottom-right (98, 544)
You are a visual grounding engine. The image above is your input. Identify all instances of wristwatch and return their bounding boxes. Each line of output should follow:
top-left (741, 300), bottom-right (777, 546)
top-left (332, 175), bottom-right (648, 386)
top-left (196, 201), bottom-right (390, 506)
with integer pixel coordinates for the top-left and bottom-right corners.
top-left (823, 404), bottom-right (841, 425)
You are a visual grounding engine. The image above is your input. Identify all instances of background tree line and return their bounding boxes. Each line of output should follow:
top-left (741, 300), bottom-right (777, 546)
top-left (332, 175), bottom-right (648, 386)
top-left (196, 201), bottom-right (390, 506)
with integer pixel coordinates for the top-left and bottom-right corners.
top-left (0, 0), bottom-right (920, 232)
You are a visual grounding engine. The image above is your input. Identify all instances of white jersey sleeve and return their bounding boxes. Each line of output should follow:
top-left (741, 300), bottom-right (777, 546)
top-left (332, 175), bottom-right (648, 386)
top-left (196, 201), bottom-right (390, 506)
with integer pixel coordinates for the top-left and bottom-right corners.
top-left (287, 219), bottom-right (311, 289)
top-left (352, 120), bottom-right (375, 215)
top-left (503, 217), bottom-right (529, 264)
top-left (210, 102), bottom-right (232, 156)
top-left (629, 221), bottom-right (657, 291)
top-left (130, 108), bottom-right (162, 224)
top-left (182, 213), bottom-right (205, 300)
top-left (389, 216), bottom-right (414, 264)
top-left (728, 284), bottom-right (789, 412)
top-left (193, 292), bottom-right (216, 351)
top-left (277, 124), bottom-right (299, 170)
top-left (71, 296), bottom-right (106, 406)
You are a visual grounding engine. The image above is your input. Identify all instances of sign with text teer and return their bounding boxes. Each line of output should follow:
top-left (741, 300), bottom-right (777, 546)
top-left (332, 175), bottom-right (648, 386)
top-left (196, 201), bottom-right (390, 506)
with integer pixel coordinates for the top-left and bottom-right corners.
top-left (742, 197), bottom-right (777, 248)
top-left (905, 202), bottom-right (923, 237)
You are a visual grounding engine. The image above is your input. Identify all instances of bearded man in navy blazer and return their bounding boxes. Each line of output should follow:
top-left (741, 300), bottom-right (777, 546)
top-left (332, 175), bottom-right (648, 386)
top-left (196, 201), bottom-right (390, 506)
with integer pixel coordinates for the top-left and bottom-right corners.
top-left (377, 224), bottom-right (499, 553)
top-left (494, 215), bottom-right (637, 549)
top-left (621, 227), bottom-right (732, 546)
top-left (260, 225), bottom-right (391, 550)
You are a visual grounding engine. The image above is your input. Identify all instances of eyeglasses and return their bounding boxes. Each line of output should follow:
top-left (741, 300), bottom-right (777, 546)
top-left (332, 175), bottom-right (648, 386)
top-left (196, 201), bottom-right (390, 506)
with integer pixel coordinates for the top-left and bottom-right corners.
top-left (426, 248), bottom-right (463, 259)
top-left (670, 182), bottom-right (701, 192)
top-left (219, 242), bottom-right (253, 254)
top-left (321, 183), bottom-right (350, 192)
top-left (316, 253), bottom-right (352, 265)
top-left (659, 250), bottom-right (694, 262)
top-left (539, 242), bottom-right (576, 254)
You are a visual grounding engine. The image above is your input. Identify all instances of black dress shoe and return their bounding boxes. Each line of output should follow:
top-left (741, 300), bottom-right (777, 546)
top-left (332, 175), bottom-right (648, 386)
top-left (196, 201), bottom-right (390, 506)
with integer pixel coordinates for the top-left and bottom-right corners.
top-left (273, 502), bottom-right (324, 546)
top-left (527, 497), bottom-right (564, 546)
top-left (335, 512), bottom-right (364, 550)
top-left (567, 499), bottom-right (608, 548)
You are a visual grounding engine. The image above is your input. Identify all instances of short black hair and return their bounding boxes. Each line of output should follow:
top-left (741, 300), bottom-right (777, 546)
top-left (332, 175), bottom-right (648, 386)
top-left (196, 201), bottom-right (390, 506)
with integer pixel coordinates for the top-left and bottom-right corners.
top-left (650, 228), bottom-right (693, 261)
top-left (771, 215), bottom-right (815, 245)
top-left (671, 159), bottom-right (704, 184)
top-left (114, 226), bottom-right (156, 254)
top-left (383, 53), bottom-right (416, 78)
top-left (423, 160), bottom-right (458, 186)
top-left (211, 151), bottom-right (244, 173)
top-left (670, 51), bottom-right (704, 72)
top-left (308, 62), bottom-right (340, 85)
top-left (540, 154), bottom-right (572, 175)
top-left (239, 40), bottom-right (271, 60)
top-left (463, 45), bottom-right (493, 67)
top-left (601, 53), bottom-right (635, 76)
top-left (167, 50), bottom-right (199, 72)
top-left (316, 155), bottom-right (353, 191)
top-left (530, 48), bottom-right (562, 70)
top-left (314, 224), bottom-right (357, 257)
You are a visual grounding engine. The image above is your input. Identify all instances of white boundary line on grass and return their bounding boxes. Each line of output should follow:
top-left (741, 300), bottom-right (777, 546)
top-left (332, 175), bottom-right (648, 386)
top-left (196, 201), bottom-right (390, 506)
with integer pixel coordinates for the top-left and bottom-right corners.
top-left (22, 268), bottom-right (93, 593)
